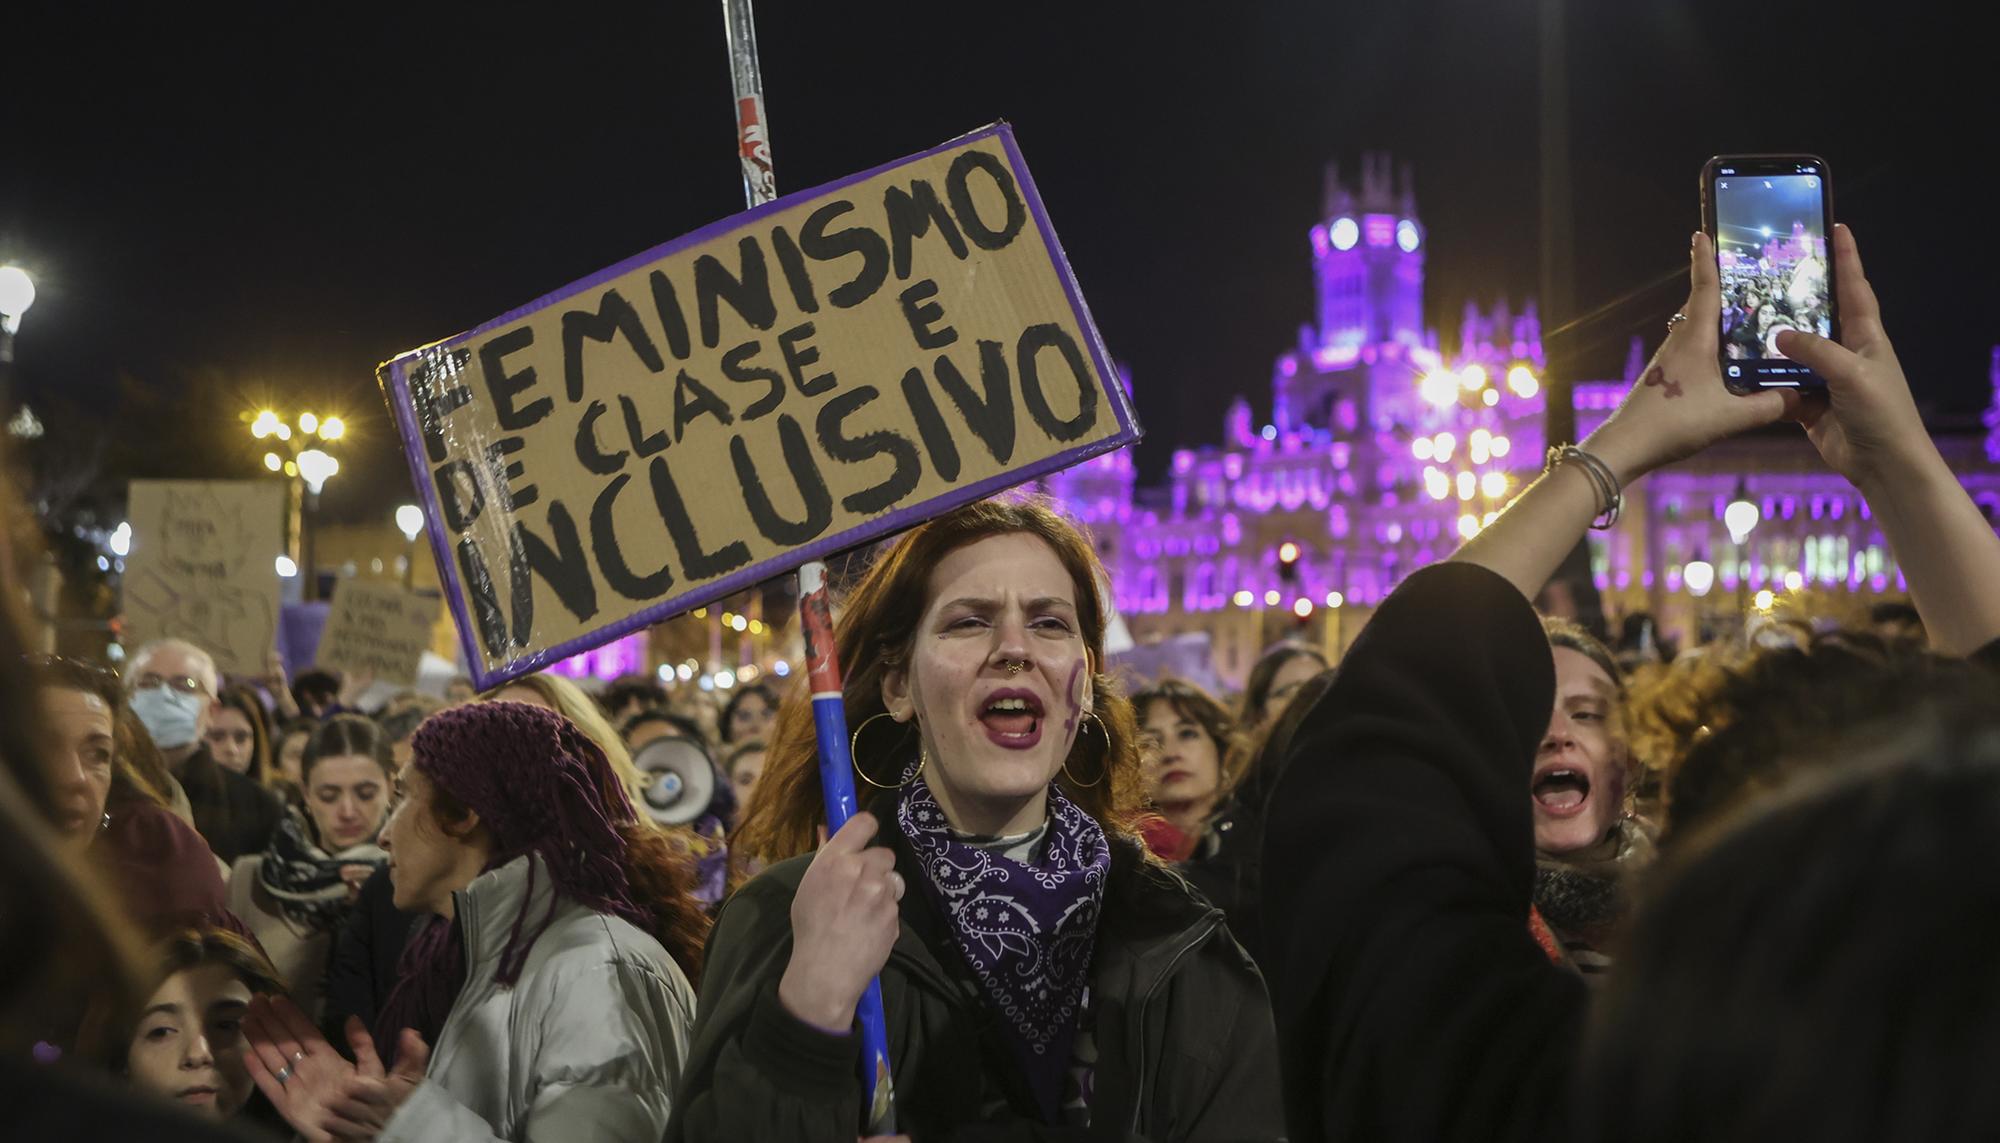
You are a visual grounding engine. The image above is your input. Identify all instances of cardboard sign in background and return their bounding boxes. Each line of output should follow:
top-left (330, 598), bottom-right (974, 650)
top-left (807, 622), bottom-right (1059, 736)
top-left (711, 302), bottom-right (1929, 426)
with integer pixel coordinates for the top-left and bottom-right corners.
top-left (122, 480), bottom-right (283, 677)
top-left (315, 580), bottom-right (439, 687)
top-left (382, 124), bottom-right (1139, 688)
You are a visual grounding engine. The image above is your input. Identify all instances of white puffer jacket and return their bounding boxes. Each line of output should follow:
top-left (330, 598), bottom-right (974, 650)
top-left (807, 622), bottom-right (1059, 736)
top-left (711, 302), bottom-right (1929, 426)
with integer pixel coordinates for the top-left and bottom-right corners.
top-left (379, 853), bottom-right (695, 1142)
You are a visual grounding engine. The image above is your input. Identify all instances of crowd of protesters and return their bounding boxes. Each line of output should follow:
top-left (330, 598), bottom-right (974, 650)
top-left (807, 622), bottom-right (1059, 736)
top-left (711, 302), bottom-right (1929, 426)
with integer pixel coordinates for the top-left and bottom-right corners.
top-left (4, 222), bottom-right (1999, 1140)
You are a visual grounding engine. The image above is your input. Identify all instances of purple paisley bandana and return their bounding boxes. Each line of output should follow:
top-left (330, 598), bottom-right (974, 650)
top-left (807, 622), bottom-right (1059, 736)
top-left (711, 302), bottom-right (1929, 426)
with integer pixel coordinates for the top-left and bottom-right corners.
top-left (899, 775), bottom-right (1111, 1122)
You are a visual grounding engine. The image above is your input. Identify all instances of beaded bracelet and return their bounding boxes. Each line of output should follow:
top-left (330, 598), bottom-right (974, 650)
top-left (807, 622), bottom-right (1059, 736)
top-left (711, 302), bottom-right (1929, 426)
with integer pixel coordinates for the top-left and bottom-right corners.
top-left (1545, 444), bottom-right (1623, 530)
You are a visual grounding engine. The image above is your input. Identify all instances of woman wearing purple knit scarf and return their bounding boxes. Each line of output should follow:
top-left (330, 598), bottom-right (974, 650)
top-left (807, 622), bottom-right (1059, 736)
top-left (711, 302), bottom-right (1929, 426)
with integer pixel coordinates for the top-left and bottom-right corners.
top-left (671, 496), bottom-right (1283, 1142)
top-left (240, 701), bottom-right (709, 1142)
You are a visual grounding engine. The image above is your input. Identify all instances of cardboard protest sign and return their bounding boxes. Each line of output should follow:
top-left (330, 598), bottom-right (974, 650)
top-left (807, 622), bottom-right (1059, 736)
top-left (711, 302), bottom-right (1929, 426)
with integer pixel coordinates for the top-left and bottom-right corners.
top-left (314, 580), bottom-right (439, 687)
top-left (122, 480), bottom-right (283, 677)
top-left (381, 123), bottom-right (1140, 688)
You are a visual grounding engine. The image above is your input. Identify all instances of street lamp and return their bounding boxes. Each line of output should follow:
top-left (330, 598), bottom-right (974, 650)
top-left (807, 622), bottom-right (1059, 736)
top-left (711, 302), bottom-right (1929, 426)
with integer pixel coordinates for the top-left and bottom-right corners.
top-left (1725, 479), bottom-right (1759, 621)
top-left (1724, 483), bottom-right (1760, 545)
top-left (0, 264), bottom-right (35, 411)
top-left (0, 265), bottom-right (35, 344)
top-left (1683, 559), bottom-right (1715, 597)
top-left (395, 504), bottom-right (425, 587)
top-left (248, 406), bottom-right (346, 599)
top-left (296, 449), bottom-right (339, 494)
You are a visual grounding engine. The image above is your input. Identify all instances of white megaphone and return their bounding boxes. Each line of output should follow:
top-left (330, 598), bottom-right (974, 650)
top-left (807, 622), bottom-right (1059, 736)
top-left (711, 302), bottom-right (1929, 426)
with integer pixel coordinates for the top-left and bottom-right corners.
top-left (631, 736), bottom-right (721, 826)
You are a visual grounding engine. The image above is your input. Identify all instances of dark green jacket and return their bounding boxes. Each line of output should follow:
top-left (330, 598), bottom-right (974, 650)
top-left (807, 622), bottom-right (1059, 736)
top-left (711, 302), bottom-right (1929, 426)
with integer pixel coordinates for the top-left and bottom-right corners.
top-left (668, 791), bottom-right (1285, 1142)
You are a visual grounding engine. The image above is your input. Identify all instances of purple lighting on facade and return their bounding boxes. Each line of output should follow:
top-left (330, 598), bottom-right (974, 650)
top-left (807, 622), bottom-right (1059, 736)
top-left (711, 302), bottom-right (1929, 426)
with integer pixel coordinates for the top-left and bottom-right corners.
top-left (550, 630), bottom-right (645, 680)
top-left (1032, 150), bottom-right (1996, 689)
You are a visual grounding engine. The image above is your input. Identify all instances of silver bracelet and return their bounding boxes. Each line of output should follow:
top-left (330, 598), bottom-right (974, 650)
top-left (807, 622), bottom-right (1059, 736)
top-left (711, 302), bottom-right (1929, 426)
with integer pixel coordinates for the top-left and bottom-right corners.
top-left (1545, 444), bottom-right (1623, 530)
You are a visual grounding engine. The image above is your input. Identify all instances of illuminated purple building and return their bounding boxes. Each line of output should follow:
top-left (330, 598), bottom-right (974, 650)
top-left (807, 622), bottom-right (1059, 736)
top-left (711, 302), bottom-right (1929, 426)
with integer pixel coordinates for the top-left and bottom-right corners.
top-left (1047, 154), bottom-right (2000, 687)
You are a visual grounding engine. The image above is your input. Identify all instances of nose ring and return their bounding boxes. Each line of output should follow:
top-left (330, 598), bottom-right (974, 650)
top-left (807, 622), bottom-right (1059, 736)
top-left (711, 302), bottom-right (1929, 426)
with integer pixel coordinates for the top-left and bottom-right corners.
top-left (1003, 659), bottom-right (1027, 675)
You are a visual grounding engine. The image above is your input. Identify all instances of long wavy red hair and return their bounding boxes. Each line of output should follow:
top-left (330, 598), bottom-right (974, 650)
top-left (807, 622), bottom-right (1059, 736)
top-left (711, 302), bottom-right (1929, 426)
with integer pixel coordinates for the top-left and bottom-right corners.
top-left (734, 494), bottom-right (1148, 865)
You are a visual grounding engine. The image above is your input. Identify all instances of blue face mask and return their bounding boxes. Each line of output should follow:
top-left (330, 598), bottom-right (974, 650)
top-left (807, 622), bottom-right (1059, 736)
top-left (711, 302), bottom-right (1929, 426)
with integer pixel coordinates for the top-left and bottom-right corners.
top-left (129, 687), bottom-right (206, 750)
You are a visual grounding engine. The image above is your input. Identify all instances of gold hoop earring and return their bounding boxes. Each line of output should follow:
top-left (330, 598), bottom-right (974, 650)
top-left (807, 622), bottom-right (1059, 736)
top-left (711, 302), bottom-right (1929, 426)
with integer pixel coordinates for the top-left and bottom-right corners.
top-left (1060, 712), bottom-right (1109, 789)
top-left (851, 712), bottom-right (924, 789)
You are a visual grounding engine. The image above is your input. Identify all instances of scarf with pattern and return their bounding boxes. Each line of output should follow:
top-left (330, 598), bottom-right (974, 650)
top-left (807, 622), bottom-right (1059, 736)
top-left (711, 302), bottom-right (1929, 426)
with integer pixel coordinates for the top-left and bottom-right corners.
top-left (898, 776), bottom-right (1110, 1123)
top-left (256, 808), bottom-right (387, 930)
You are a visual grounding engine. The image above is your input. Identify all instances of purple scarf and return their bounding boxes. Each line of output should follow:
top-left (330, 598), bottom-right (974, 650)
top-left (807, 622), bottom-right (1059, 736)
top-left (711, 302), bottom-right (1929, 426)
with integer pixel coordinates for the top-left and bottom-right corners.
top-left (898, 776), bottom-right (1111, 1122)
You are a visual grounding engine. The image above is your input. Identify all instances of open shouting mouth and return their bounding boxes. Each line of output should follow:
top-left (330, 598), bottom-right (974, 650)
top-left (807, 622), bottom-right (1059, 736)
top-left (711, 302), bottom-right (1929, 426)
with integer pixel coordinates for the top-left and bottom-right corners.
top-left (1532, 764), bottom-right (1592, 819)
top-left (979, 689), bottom-right (1045, 750)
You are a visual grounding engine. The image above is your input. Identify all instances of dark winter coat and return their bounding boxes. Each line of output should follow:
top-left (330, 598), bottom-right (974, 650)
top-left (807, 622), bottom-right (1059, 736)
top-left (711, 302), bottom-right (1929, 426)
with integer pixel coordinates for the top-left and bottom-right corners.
top-left (669, 789), bottom-right (1284, 1142)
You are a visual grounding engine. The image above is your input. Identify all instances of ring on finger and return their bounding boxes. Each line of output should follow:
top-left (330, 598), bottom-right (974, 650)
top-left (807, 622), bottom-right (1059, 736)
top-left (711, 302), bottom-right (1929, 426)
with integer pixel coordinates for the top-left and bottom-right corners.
top-left (274, 1064), bottom-right (293, 1085)
top-left (1666, 311), bottom-right (1689, 334)
top-left (888, 871), bottom-right (905, 898)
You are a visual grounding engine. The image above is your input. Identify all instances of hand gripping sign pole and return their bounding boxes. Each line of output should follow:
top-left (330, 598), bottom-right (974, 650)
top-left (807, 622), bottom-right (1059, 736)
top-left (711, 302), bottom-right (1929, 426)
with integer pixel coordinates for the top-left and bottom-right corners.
top-left (721, 0), bottom-right (898, 1131)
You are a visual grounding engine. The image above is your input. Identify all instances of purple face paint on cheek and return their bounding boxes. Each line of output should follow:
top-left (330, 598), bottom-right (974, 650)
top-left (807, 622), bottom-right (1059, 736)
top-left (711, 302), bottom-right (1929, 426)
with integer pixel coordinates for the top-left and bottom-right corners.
top-left (1060, 659), bottom-right (1085, 740)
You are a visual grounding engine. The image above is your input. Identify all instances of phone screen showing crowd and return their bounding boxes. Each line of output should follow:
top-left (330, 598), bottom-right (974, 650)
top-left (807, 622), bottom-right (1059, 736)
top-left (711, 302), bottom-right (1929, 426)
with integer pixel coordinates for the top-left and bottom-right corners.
top-left (1712, 161), bottom-right (1834, 388)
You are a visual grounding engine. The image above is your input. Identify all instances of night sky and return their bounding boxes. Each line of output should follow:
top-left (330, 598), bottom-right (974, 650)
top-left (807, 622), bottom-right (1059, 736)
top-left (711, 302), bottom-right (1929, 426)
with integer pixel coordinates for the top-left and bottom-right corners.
top-left (4, 1), bottom-right (1993, 524)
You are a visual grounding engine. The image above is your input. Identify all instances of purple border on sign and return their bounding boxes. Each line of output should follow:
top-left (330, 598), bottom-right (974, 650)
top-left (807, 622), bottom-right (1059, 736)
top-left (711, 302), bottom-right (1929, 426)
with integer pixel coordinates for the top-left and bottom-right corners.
top-left (379, 122), bottom-right (1141, 691)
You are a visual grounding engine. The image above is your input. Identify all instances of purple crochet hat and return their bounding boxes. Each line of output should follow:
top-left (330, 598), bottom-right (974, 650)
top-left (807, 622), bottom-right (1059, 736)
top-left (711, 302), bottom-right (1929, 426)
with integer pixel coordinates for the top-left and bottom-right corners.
top-left (409, 701), bottom-right (653, 980)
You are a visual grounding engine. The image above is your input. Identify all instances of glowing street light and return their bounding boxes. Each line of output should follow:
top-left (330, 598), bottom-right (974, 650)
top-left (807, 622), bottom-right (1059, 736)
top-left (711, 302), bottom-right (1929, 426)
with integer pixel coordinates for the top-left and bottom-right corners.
top-left (1459, 364), bottom-right (1488, 392)
top-left (1753, 589), bottom-right (1776, 611)
top-left (297, 448), bottom-right (339, 494)
top-left (395, 504), bottom-right (425, 542)
top-left (394, 504), bottom-right (425, 586)
top-left (1325, 590), bottom-right (1344, 609)
top-left (1507, 365), bottom-right (1539, 398)
top-left (320, 416), bottom-right (345, 441)
top-left (0, 265), bottom-right (35, 335)
top-left (1291, 597), bottom-right (1314, 619)
top-left (1684, 560), bottom-right (1716, 597)
top-left (1725, 484), bottom-right (1760, 544)
top-left (108, 522), bottom-right (132, 558)
top-left (0, 263), bottom-right (35, 390)
top-left (1419, 371), bottom-right (1460, 409)
top-left (1424, 467), bottom-right (1451, 500)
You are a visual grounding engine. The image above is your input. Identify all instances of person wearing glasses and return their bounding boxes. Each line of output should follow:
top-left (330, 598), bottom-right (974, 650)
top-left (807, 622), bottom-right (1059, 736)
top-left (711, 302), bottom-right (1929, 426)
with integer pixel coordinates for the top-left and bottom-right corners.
top-left (127, 640), bottom-right (282, 864)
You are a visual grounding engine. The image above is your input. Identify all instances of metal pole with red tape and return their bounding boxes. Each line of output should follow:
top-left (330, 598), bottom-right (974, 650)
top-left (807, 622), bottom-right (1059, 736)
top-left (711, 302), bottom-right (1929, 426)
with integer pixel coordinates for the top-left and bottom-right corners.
top-left (720, 2), bottom-right (897, 1131)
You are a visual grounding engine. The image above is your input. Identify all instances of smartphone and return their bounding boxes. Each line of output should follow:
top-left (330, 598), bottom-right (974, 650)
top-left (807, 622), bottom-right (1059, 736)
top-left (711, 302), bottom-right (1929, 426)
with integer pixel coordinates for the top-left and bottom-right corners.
top-left (1700, 155), bottom-right (1839, 392)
